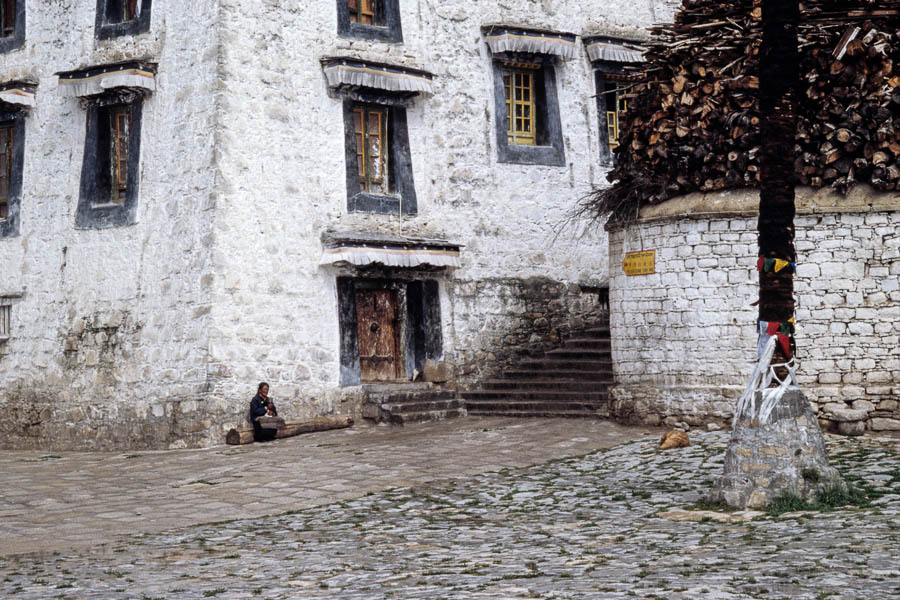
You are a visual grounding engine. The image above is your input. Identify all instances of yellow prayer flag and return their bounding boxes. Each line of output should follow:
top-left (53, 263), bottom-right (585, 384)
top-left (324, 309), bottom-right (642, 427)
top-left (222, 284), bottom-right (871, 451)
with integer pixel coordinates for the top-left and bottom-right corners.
top-left (774, 258), bottom-right (790, 272)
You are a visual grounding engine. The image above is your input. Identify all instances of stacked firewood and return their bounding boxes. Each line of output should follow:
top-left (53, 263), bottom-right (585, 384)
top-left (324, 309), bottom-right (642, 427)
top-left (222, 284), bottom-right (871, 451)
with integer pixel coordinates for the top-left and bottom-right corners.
top-left (590, 0), bottom-right (900, 220)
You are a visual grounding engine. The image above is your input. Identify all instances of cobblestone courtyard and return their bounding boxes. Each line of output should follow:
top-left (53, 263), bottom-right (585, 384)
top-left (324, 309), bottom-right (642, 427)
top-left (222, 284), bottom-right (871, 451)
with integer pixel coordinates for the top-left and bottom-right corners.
top-left (1, 420), bottom-right (899, 599)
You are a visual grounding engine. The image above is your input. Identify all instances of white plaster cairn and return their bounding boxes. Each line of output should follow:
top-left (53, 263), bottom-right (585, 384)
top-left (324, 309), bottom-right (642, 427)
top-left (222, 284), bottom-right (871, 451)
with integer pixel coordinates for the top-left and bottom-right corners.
top-left (711, 335), bottom-right (844, 509)
top-left (711, 389), bottom-right (844, 509)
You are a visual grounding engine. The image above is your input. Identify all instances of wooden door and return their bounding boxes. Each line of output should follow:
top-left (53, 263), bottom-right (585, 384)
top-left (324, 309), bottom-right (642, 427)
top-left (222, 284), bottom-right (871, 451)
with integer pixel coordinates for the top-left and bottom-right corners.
top-left (356, 289), bottom-right (402, 382)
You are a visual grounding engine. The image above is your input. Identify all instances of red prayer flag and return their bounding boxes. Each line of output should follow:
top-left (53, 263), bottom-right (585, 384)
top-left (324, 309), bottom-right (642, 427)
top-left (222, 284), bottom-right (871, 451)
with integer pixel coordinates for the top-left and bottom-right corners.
top-left (777, 333), bottom-right (791, 358)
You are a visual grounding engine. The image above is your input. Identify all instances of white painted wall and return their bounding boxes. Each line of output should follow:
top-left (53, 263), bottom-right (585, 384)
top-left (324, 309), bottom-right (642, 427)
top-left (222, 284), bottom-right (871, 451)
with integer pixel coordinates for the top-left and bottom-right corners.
top-left (0, 1), bottom-right (222, 449)
top-left (609, 186), bottom-right (900, 434)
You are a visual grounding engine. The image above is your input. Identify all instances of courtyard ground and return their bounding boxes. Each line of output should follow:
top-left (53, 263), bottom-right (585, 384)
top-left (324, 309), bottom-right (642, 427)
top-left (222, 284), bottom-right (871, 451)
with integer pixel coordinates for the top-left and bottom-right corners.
top-left (1, 417), bottom-right (898, 599)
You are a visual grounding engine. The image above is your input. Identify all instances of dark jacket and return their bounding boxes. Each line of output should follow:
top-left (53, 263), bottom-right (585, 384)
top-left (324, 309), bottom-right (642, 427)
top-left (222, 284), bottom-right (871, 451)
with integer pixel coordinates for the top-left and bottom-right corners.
top-left (249, 394), bottom-right (277, 422)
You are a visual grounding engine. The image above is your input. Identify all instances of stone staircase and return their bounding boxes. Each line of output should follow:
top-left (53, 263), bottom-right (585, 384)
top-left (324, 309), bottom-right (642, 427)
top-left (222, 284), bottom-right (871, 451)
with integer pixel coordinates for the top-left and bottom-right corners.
top-left (461, 326), bottom-right (613, 418)
top-left (361, 383), bottom-right (466, 425)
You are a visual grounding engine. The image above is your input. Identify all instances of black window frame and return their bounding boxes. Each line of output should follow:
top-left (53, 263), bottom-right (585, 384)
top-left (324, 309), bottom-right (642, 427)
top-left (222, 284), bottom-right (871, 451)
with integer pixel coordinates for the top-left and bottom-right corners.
top-left (594, 63), bottom-right (635, 166)
top-left (95, 0), bottom-right (152, 40)
top-left (0, 0), bottom-right (25, 54)
top-left (0, 106), bottom-right (25, 239)
top-left (76, 94), bottom-right (144, 229)
top-left (342, 95), bottom-right (417, 216)
top-left (336, 0), bottom-right (402, 43)
top-left (491, 54), bottom-right (565, 167)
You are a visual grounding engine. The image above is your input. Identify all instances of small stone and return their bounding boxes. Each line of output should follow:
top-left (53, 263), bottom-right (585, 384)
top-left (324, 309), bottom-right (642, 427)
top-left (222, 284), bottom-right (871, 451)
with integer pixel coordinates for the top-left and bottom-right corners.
top-left (746, 490), bottom-right (768, 509)
top-left (659, 430), bottom-right (690, 450)
top-left (707, 423), bottom-right (722, 431)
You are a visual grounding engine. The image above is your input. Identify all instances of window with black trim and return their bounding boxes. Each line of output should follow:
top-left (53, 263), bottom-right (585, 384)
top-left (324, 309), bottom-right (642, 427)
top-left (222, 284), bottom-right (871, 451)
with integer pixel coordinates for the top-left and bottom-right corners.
top-left (503, 65), bottom-right (539, 146)
top-left (0, 299), bottom-right (10, 341)
top-left (492, 56), bottom-right (565, 166)
top-left (0, 123), bottom-right (13, 220)
top-left (353, 105), bottom-right (388, 194)
top-left (603, 78), bottom-right (628, 150)
top-left (0, 0), bottom-right (24, 54)
top-left (96, 0), bottom-right (151, 39)
top-left (0, 108), bottom-right (24, 239)
top-left (76, 95), bottom-right (143, 229)
top-left (342, 98), bottom-right (416, 215)
top-left (595, 69), bottom-right (636, 165)
top-left (337, 0), bottom-right (402, 43)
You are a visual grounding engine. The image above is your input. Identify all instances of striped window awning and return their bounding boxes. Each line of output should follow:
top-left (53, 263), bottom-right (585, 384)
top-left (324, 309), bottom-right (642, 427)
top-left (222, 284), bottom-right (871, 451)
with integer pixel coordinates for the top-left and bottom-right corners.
top-left (484, 26), bottom-right (578, 60)
top-left (321, 232), bottom-right (461, 269)
top-left (57, 61), bottom-right (157, 98)
top-left (0, 81), bottom-right (36, 108)
top-left (322, 58), bottom-right (435, 95)
top-left (584, 38), bottom-right (645, 64)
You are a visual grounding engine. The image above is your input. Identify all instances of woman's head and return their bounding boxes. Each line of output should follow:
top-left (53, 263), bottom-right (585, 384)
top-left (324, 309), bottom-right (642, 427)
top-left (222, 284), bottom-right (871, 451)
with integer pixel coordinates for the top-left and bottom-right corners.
top-left (258, 382), bottom-right (269, 396)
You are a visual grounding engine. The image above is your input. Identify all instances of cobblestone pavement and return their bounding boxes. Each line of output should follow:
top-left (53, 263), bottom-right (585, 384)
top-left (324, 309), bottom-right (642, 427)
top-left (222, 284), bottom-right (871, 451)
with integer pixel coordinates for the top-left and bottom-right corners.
top-left (0, 418), bottom-right (656, 557)
top-left (1, 428), bottom-right (899, 599)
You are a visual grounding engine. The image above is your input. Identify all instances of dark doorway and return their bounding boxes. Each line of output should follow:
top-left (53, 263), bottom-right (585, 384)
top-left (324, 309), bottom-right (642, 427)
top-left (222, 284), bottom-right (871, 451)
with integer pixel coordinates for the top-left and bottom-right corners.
top-left (338, 276), bottom-right (443, 386)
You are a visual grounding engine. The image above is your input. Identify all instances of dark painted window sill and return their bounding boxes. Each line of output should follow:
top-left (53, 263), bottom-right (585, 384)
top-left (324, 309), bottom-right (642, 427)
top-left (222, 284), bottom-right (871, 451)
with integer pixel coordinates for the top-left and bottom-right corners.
top-left (348, 192), bottom-right (416, 216)
top-left (497, 144), bottom-right (566, 167)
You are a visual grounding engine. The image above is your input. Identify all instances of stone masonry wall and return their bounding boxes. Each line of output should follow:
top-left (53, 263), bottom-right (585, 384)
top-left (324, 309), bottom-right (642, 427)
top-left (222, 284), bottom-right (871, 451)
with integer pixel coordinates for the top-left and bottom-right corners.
top-left (608, 186), bottom-right (900, 435)
top-left (450, 277), bottom-right (608, 385)
top-left (0, 2), bottom-right (222, 450)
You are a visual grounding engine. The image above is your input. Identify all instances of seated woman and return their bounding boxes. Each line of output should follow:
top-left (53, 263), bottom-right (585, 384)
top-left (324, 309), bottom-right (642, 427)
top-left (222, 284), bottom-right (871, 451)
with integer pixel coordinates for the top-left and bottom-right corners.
top-left (249, 382), bottom-right (278, 442)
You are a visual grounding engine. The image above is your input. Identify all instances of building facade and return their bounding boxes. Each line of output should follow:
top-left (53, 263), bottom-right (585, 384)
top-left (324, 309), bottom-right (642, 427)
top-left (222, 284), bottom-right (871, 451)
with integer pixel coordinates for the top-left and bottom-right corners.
top-left (0, 1), bottom-right (676, 449)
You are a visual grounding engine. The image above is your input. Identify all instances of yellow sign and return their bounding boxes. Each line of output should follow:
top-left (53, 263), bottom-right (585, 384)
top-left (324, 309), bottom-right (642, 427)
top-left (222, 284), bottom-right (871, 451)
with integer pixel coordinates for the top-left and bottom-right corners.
top-left (623, 250), bottom-right (656, 276)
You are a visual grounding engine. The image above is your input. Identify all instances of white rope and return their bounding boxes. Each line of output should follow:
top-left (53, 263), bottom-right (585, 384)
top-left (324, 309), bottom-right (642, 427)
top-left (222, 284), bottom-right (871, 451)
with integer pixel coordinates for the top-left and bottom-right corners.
top-left (733, 334), bottom-right (798, 428)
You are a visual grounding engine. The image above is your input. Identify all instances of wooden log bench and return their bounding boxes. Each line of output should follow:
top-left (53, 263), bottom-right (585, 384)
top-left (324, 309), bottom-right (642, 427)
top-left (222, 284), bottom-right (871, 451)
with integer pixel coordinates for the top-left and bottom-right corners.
top-left (226, 415), bottom-right (354, 445)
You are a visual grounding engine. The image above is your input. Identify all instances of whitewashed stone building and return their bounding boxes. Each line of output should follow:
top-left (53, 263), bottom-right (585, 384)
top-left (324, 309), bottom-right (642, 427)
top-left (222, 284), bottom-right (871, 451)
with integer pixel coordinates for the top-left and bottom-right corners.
top-left (0, 1), bottom-right (677, 449)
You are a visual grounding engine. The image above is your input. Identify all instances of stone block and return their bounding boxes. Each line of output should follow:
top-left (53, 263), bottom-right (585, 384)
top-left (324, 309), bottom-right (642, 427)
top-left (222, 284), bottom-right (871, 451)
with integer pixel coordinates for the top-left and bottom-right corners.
top-left (850, 400), bottom-right (875, 412)
top-left (823, 405), bottom-right (868, 422)
top-left (870, 418), bottom-right (900, 431)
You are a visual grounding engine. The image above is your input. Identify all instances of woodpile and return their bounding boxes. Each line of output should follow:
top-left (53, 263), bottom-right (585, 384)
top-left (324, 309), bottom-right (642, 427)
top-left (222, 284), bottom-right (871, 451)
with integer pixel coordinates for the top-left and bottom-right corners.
top-left (588, 0), bottom-right (900, 221)
top-left (225, 415), bottom-right (354, 445)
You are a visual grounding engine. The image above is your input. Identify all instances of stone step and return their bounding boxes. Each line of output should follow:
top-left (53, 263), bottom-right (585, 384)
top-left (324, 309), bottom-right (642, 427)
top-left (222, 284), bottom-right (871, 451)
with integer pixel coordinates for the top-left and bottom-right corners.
top-left (563, 337), bottom-right (612, 349)
top-left (388, 408), bottom-right (467, 425)
top-left (381, 399), bottom-right (465, 413)
top-left (466, 406), bottom-right (604, 418)
top-left (517, 358), bottom-right (613, 371)
top-left (465, 397), bottom-right (606, 410)
top-left (545, 348), bottom-right (612, 360)
top-left (479, 379), bottom-right (612, 391)
top-left (461, 390), bottom-right (608, 402)
top-left (504, 368), bottom-right (613, 380)
top-left (362, 382), bottom-right (438, 394)
top-left (584, 327), bottom-right (611, 338)
top-left (378, 391), bottom-right (458, 404)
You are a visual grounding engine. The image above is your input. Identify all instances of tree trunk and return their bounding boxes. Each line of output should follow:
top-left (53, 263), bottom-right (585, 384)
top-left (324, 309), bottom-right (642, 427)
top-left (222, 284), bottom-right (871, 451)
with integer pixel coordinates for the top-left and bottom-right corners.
top-left (758, 0), bottom-right (800, 362)
top-left (225, 415), bottom-right (354, 445)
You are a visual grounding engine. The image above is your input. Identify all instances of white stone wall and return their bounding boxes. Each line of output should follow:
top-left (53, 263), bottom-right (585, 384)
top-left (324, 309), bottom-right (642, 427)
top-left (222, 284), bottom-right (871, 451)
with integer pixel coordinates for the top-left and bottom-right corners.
top-left (608, 186), bottom-right (900, 434)
top-left (206, 0), bottom-right (676, 429)
top-left (0, 2), bottom-right (222, 449)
